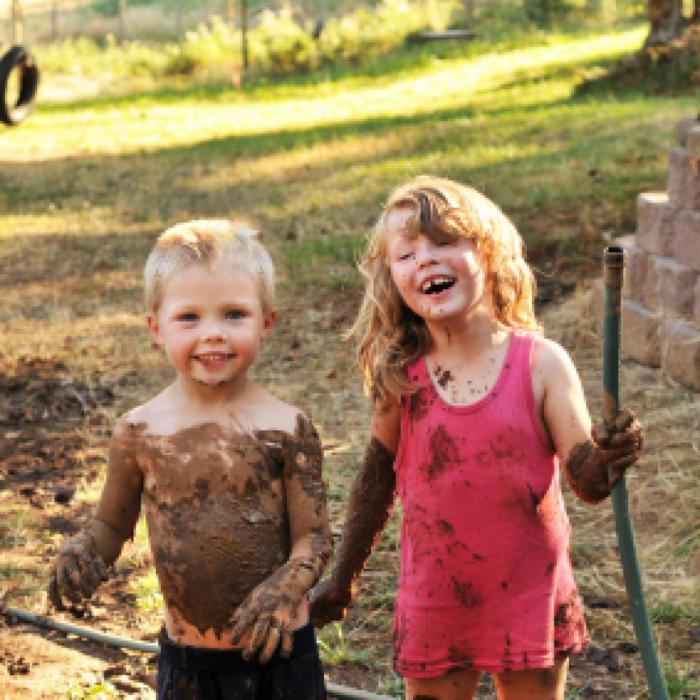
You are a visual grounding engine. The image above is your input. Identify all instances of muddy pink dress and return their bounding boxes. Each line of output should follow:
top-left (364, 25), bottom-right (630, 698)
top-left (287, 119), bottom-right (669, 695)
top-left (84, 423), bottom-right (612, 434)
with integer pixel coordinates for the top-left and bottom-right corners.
top-left (393, 332), bottom-right (588, 678)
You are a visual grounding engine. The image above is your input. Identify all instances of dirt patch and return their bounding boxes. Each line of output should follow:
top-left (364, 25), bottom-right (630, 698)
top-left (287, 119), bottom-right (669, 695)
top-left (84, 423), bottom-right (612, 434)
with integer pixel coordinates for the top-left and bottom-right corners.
top-left (0, 357), bottom-right (115, 517)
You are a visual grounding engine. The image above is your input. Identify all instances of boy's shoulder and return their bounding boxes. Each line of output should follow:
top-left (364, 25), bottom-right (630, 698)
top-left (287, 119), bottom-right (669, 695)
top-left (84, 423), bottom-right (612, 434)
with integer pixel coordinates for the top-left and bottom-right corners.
top-left (248, 387), bottom-right (312, 436)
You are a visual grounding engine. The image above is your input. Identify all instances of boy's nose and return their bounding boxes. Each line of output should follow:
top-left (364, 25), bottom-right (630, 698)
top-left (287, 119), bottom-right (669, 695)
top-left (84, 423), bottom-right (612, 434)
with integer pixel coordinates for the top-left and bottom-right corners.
top-left (200, 319), bottom-right (226, 340)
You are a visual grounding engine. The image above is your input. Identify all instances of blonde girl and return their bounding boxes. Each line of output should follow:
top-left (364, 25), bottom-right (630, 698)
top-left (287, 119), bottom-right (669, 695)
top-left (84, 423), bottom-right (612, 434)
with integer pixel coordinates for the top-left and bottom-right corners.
top-left (311, 176), bottom-right (643, 700)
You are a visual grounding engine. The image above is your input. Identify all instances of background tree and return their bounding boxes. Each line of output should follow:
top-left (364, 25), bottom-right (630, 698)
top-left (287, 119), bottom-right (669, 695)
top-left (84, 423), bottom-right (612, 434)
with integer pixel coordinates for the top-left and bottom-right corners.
top-left (645, 0), bottom-right (685, 46)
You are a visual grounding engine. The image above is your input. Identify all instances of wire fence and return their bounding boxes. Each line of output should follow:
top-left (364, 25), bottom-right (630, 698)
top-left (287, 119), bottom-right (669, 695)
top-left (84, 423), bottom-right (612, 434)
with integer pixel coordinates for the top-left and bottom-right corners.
top-left (1, 0), bottom-right (648, 47)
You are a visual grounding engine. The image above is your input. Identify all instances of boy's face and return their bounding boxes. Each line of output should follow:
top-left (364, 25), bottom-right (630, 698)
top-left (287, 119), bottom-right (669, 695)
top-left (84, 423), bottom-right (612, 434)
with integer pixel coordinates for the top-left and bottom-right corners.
top-left (148, 262), bottom-right (275, 387)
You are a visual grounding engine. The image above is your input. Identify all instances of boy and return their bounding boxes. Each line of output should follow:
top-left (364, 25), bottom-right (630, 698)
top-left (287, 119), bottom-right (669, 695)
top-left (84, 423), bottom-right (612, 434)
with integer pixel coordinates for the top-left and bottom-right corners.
top-left (48, 219), bottom-right (332, 699)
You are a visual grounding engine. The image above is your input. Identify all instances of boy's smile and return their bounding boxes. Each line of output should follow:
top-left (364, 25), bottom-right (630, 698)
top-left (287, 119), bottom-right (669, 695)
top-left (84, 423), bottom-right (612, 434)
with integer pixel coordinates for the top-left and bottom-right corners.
top-left (148, 262), bottom-right (275, 389)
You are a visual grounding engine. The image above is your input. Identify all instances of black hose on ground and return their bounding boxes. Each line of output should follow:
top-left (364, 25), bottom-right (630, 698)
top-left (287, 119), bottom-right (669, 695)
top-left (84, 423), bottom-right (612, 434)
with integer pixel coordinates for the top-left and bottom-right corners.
top-left (3, 606), bottom-right (393, 700)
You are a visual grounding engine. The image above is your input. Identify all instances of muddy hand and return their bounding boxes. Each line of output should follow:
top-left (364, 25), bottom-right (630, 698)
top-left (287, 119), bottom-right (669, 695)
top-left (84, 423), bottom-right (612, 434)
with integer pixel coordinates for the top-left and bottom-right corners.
top-left (594, 408), bottom-right (644, 488)
top-left (565, 408), bottom-right (644, 503)
top-left (228, 564), bottom-right (306, 664)
top-left (309, 576), bottom-right (352, 627)
top-left (48, 530), bottom-right (109, 611)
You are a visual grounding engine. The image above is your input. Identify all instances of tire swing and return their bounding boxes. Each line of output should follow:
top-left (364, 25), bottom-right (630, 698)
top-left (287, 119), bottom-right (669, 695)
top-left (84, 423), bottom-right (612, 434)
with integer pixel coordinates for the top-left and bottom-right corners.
top-left (0, 45), bottom-right (40, 126)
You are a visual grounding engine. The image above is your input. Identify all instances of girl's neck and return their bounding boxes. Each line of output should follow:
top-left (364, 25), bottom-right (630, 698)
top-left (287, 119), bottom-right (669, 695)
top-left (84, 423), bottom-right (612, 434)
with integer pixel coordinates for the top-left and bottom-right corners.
top-left (425, 309), bottom-right (506, 360)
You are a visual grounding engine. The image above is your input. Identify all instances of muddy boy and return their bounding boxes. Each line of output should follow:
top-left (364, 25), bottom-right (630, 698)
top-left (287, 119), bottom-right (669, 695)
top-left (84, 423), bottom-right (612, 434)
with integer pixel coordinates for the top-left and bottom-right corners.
top-left (48, 219), bottom-right (332, 699)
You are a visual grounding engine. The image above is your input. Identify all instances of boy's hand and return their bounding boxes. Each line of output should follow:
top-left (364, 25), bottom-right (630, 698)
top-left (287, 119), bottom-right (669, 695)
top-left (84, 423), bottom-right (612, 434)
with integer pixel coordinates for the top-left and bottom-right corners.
top-left (228, 561), bottom-right (309, 664)
top-left (47, 530), bottom-right (109, 610)
top-left (565, 408), bottom-right (644, 503)
top-left (309, 576), bottom-right (352, 627)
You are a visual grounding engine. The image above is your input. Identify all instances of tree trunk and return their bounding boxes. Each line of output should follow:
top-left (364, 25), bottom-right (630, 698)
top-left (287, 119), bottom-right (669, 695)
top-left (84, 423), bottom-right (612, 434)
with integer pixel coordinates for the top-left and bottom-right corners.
top-left (693, 0), bottom-right (700, 23)
top-left (645, 0), bottom-right (684, 46)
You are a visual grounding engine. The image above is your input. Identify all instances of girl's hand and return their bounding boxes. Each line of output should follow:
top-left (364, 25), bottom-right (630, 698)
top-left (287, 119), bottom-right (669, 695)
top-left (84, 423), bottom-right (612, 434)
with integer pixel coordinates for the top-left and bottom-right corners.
top-left (565, 408), bottom-right (644, 503)
top-left (594, 408), bottom-right (644, 486)
top-left (309, 576), bottom-right (353, 627)
top-left (47, 530), bottom-right (109, 611)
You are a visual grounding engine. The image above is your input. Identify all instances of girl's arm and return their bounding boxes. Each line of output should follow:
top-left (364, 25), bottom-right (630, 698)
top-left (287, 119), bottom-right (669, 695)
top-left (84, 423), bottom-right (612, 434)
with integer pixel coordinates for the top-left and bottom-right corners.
top-left (309, 394), bottom-right (401, 627)
top-left (229, 413), bottom-right (333, 663)
top-left (534, 338), bottom-right (643, 504)
top-left (48, 416), bottom-right (143, 610)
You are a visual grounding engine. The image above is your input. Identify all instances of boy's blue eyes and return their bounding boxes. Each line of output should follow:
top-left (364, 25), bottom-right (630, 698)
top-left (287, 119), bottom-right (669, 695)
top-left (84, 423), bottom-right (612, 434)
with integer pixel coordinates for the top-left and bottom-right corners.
top-left (175, 310), bottom-right (246, 322)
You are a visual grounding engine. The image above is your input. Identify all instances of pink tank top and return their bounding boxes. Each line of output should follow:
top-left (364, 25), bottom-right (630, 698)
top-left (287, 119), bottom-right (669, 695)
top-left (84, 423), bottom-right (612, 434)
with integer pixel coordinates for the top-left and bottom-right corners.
top-left (393, 332), bottom-right (588, 677)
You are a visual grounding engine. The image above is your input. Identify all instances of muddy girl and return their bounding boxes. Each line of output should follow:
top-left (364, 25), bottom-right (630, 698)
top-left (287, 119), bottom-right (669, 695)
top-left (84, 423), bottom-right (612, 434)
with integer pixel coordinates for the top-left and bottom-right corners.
top-left (310, 176), bottom-right (644, 700)
top-left (48, 220), bottom-right (332, 699)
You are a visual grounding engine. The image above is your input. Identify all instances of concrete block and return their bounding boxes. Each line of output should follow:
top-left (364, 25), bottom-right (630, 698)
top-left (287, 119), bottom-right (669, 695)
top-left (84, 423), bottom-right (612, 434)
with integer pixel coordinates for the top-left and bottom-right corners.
top-left (621, 298), bottom-right (661, 367)
top-left (635, 192), bottom-right (679, 256)
top-left (677, 117), bottom-right (700, 147)
top-left (673, 209), bottom-right (700, 271)
top-left (641, 254), bottom-right (662, 311)
top-left (661, 319), bottom-right (700, 391)
top-left (687, 125), bottom-right (700, 159)
top-left (612, 236), bottom-right (648, 300)
top-left (656, 256), bottom-right (698, 318)
top-left (668, 148), bottom-right (700, 210)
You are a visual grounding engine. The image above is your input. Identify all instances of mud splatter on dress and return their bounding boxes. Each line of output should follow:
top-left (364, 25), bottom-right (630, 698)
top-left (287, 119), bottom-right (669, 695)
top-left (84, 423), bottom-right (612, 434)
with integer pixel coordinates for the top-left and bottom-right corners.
top-left (393, 331), bottom-right (588, 678)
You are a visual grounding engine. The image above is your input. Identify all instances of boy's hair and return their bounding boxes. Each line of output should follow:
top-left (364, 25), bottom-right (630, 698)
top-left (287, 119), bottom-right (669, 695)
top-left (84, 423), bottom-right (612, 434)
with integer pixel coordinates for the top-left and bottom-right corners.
top-left (144, 219), bottom-right (275, 314)
top-left (353, 175), bottom-right (541, 402)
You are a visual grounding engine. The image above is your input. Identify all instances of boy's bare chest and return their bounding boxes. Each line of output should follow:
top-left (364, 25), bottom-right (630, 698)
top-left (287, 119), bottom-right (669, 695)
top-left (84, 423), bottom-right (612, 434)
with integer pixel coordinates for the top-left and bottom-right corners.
top-left (134, 425), bottom-right (286, 509)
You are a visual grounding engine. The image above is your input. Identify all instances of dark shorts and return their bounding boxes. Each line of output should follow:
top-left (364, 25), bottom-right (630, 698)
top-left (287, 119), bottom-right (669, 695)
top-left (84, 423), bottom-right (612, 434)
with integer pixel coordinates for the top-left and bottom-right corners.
top-left (157, 623), bottom-right (326, 700)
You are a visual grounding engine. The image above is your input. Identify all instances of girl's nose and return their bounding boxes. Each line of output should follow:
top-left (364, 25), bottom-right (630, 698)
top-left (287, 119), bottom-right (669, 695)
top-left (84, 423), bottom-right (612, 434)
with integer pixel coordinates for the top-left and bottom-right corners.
top-left (415, 238), bottom-right (438, 268)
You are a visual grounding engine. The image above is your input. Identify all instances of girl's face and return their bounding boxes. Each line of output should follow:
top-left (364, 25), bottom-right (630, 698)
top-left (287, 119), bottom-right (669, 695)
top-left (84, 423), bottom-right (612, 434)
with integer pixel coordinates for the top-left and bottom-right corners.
top-left (384, 206), bottom-right (489, 326)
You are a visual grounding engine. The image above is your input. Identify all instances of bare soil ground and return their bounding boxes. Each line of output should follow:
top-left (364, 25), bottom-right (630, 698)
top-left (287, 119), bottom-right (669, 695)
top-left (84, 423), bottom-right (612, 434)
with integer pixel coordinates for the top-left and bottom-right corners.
top-left (0, 239), bottom-right (698, 698)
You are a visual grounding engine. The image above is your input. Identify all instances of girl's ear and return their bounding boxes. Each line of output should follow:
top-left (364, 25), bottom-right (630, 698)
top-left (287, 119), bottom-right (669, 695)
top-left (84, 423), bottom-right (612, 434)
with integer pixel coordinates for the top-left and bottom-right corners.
top-left (146, 314), bottom-right (163, 346)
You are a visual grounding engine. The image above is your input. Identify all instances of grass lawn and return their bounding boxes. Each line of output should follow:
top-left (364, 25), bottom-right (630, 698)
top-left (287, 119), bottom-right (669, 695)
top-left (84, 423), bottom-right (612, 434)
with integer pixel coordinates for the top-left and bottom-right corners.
top-left (0, 21), bottom-right (698, 698)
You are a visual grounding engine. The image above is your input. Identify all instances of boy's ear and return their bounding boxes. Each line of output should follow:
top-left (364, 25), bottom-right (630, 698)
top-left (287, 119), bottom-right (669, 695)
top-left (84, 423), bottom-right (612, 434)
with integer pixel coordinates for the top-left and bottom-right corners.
top-left (262, 310), bottom-right (277, 338)
top-left (146, 314), bottom-right (163, 346)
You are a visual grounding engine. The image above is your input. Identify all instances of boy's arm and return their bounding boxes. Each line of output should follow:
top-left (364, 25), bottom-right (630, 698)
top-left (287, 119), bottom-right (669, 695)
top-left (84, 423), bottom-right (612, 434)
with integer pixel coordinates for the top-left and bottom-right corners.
top-left (310, 395), bottom-right (401, 627)
top-left (48, 417), bottom-right (143, 610)
top-left (535, 338), bottom-right (644, 504)
top-left (229, 413), bottom-right (332, 663)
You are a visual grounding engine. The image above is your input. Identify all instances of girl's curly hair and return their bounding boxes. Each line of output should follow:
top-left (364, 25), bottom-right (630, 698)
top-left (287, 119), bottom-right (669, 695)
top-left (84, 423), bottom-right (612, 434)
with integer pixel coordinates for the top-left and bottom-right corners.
top-left (351, 175), bottom-right (541, 402)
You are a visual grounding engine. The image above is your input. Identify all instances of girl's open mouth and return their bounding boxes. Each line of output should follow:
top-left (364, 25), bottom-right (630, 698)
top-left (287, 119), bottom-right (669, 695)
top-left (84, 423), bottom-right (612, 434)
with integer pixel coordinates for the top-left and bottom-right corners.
top-left (421, 276), bottom-right (456, 295)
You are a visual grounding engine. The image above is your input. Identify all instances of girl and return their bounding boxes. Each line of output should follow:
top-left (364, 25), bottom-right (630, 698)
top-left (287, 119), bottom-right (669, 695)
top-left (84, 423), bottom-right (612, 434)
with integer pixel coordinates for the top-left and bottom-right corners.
top-left (311, 176), bottom-right (643, 700)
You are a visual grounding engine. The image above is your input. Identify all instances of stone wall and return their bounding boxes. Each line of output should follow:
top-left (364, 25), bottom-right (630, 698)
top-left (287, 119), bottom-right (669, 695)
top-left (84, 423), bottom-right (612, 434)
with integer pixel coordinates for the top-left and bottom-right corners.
top-left (592, 117), bottom-right (700, 392)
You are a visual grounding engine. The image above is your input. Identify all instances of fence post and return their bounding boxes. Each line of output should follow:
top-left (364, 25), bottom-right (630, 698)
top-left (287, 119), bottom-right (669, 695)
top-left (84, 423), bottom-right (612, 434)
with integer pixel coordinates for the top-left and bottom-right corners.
top-left (11, 0), bottom-right (23, 44)
top-left (51, 0), bottom-right (58, 41)
top-left (117, 0), bottom-right (126, 42)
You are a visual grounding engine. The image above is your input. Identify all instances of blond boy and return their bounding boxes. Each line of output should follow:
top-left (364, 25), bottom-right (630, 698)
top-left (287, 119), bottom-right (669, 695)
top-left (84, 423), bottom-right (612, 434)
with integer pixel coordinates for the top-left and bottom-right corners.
top-left (48, 220), bottom-right (332, 699)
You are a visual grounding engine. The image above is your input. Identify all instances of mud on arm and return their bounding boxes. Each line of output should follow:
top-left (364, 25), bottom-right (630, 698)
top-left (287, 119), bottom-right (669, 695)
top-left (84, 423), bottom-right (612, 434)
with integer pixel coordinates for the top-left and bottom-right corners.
top-left (229, 414), bottom-right (332, 663)
top-left (536, 338), bottom-right (644, 505)
top-left (310, 396), bottom-right (400, 627)
top-left (48, 417), bottom-right (143, 610)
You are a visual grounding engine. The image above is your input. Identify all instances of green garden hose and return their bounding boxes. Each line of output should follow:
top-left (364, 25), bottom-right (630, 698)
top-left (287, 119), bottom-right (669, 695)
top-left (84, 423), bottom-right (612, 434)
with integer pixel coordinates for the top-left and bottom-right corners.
top-left (3, 605), bottom-right (393, 700)
top-left (603, 245), bottom-right (669, 700)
